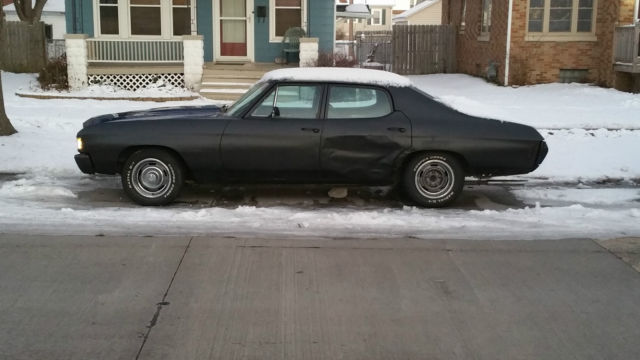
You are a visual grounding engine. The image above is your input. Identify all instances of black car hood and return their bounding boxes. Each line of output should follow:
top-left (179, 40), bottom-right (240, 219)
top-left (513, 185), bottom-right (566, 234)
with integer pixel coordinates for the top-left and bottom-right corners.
top-left (83, 105), bottom-right (223, 128)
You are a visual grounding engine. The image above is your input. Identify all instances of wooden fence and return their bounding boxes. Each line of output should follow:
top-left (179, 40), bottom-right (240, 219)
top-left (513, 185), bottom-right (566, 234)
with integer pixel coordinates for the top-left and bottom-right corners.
top-left (392, 24), bottom-right (456, 75)
top-left (1, 21), bottom-right (47, 73)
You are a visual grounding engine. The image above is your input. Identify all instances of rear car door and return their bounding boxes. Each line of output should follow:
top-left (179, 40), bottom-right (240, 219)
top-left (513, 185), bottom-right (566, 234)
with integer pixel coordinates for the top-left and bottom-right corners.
top-left (320, 84), bottom-right (412, 183)
top-left (220, 83), bottom-right (324, 181)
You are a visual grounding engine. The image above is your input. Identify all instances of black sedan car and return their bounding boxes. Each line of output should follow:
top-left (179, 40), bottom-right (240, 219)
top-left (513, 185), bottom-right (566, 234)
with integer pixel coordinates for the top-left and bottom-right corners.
top-left (74, 68), bottom-right (547, 207)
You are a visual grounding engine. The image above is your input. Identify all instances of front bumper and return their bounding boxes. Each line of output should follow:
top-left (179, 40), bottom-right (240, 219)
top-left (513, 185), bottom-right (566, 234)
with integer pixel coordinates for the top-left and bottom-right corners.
top-left (74, 153), bottom-right (95, 174)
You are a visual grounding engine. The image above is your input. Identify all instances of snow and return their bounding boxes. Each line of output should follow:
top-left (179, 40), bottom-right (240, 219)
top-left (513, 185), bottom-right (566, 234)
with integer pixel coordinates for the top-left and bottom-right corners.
top-left (409, 74), bottom-right (640, 129)
top-left (3, 0), bottom-right (65, 13)
top-left (1, 71), bottom-right (639, 239)
top-left (261, 67), bottom-right (413, 88)
top-left (17, 76), bottom-right (198, 99)
top-left (513, 188), bottom-right (640, 205)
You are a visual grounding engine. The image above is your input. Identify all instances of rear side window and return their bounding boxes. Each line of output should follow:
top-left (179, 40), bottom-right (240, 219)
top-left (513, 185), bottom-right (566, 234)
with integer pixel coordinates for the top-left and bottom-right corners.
top-left (327, 85), bottom-right (392, 119)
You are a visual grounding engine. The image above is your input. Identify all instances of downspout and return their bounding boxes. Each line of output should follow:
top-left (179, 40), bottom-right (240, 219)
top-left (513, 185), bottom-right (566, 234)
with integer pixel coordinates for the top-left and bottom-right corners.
top-left (190, 0), bottom-right (197, 35)
top-left (635, 0), bottom-right (639, 23)
top-left (503, 0), bottom-right (514, 86)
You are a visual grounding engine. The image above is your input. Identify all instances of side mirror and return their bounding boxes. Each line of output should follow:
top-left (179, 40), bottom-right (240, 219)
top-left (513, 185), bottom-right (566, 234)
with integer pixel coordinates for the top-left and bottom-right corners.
top-left (271, 106), bottom-right (280, 118)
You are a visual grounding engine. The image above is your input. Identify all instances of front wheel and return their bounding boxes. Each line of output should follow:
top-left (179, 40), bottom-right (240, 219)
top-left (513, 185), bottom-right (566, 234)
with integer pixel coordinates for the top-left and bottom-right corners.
top-left (403, 153), bottom-right (464, 208)
top-left (121, 149), bottom-right (184, 206)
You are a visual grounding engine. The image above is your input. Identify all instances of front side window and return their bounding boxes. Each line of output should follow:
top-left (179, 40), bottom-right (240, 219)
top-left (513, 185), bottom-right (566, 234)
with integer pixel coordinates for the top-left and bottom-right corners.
top-left (481, 0), bottom-right (492, 34)
top-left (273, 0), bottom-right (303, 38)
top-left (99, 0), bottom-right (119, 35)
top-left (252, 85), bottom-right (322, 119)
top-left (227, 82), bottom-right (271, 117)
top-left (130, 0), bottom-right (162, 35)
top-left (527, 0), bottom-right (596, 36)
top-left (327, 86), bottom-right (392, 119)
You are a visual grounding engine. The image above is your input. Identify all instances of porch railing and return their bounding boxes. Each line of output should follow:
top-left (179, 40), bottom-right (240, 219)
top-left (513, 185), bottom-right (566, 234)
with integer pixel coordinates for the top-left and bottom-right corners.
top-left (86, 39), bottom-right (184, 63)
top-left (614, 23), bottom-right (640, 65)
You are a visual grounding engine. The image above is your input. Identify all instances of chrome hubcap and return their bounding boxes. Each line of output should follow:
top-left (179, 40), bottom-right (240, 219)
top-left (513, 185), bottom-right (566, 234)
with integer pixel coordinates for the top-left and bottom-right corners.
top-left (131, 158), bottom-right (172, 198)
top-left (415, 159), bottom-right (454, 199)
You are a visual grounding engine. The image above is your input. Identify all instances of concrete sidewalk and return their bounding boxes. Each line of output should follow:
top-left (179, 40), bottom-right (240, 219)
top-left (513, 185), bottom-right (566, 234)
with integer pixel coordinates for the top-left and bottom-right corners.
top-left (0, 235), bottom-right (639, 359)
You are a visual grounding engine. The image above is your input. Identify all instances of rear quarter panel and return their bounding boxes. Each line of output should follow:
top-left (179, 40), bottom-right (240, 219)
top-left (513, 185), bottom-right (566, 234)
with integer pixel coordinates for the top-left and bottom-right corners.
top-left (390, 87), bottom-right (544, 176)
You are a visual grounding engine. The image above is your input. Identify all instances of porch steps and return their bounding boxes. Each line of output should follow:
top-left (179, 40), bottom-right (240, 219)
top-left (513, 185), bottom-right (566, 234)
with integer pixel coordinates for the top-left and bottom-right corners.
top-left (199, 63), bottom-right (294, 101)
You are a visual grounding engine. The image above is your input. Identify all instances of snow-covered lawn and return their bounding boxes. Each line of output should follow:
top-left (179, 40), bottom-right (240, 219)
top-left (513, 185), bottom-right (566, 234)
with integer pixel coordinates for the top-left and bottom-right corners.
top-left (410, 74), bottom-right (640, 130)
top-left (0, 71), bottom-right (639, 239)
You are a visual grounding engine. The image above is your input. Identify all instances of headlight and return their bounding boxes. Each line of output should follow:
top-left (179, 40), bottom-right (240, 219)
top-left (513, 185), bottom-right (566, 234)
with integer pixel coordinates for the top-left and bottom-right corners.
top-left (77, 137), bottom-right (84, 151)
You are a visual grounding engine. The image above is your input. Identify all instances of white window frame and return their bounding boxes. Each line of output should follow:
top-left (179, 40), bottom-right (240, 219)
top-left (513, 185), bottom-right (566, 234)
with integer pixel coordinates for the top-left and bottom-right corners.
top-left (269, 0), bottom-right (307, 43)
top-left (93, 0), bottom-right (191, 39)
top-left (478, 0), bottom-right (491, 41)
top-left (370, 9), bottom-right (383, 26)
top-left (525, 0), bottom-right (598, 42)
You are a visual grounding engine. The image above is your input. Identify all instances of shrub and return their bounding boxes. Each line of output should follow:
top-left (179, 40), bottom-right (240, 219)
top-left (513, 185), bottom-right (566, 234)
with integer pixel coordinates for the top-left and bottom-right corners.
top-left (314, 51), bottom-right (358, 68)
top-left (37, 55), bottom-right (69, 91)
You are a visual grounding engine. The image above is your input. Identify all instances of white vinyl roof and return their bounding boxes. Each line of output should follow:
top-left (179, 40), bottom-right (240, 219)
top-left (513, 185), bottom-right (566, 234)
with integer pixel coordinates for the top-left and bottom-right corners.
top-left (260, 67), bottom-right (413, 88)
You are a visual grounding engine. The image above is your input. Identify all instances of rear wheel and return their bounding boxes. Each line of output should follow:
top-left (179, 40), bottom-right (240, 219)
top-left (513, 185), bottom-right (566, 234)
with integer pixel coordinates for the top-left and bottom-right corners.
top-left (403, 153), bottom-right (464, 208)
top-left (121, 149), bottom-right (184, 206)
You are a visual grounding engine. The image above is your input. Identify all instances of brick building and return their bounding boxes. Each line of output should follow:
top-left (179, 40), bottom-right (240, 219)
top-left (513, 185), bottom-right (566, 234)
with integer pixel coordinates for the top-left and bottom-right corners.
top-left (441, 0), bottom-right (640, 92)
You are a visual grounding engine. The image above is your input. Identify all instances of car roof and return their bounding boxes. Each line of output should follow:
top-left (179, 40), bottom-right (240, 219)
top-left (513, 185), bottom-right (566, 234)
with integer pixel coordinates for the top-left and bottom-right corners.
top-left (260, 67), bottom-right (413, 88)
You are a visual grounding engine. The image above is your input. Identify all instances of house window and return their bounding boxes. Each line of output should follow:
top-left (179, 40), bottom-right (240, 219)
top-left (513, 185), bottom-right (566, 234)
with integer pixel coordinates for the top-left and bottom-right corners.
top-left (130, 0), bottom-right (162, 36)
top-left (99, 0), bottom-right (119, 35)
top-left (481, 0), bottom-right (492, 34)
top-left (527, 0), bottom-right (597, 39)
top-left (270, 0), bottom-right (306, 42)
top-left (368, 9), bottom-right (386, 26)
top-left (172, 0), bottom-right (190, 36)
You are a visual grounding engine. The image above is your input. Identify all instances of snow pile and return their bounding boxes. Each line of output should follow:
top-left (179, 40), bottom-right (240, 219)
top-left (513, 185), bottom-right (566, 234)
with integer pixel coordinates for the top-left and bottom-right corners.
top-left (18, 75), bottom-right (198, 99)
top-left (261, 67), bottom-right (413, 87)
top-left (513, 188), bottom-right (640, 205)
top-left (410, 74), bottom-right (640, 129)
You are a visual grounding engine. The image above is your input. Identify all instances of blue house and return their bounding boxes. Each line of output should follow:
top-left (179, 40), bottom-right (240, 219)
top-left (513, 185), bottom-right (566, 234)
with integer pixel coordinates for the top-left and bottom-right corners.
top-left (65, 0), bottom-right (335, 63)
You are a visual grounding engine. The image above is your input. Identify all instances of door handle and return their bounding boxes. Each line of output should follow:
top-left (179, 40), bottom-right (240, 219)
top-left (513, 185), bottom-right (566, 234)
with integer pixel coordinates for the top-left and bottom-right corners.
top-left (301, 127), bottom-right (320, 133)
top-left (387, 127), bottom-right (407, 133)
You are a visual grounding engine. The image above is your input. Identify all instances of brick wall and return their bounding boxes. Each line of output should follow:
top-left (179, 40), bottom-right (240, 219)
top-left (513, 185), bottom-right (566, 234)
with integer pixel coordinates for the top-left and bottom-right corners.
top-left (443, 0), bottom-right (638, 90)
top-left (508, 1), bottom-right (619, 86)
top-left (443, 0), bottom-right (510, 84)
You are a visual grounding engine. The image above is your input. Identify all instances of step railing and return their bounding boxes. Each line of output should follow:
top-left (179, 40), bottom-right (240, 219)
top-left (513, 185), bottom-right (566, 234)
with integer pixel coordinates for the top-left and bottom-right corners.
top-left (86, 39), bottom-right (184, 63)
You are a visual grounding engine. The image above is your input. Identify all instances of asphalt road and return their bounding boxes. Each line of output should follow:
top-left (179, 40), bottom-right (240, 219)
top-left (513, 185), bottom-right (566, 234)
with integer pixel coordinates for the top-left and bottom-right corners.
top-left (0, 234), bottom-right (639, 360)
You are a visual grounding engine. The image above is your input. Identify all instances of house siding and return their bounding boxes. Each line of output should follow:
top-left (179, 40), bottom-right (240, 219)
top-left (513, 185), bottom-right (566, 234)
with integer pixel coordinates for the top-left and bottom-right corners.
top-left (254, 0), bottom-right (334, 63)
top-left (197, 0), bottom-right (213, 62)
top-left (406, 1), bottom-right (442, 25)
top-left (65, 0), bottom-right (93, 36)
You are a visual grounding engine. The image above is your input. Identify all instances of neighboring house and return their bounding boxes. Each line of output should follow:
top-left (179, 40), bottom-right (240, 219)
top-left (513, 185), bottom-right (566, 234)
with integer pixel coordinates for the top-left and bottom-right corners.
top-left (393, 0), bottom-right (442, 25)
top-left (65, 0), bottom-right (334, 64)
top-left (336, 0), bottom-right (395, 38)
top-left (441, 0), bottom-right (640, 92)
top-left (3, 0), bottom-right (66, 40)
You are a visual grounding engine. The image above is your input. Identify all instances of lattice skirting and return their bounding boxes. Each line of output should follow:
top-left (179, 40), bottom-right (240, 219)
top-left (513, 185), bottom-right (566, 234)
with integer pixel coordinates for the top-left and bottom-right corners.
top-left (87, 73), bottom-right (185, 91)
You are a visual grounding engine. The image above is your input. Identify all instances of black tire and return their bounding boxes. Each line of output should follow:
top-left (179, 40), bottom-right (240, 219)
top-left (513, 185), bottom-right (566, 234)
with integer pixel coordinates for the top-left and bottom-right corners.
top-left (121, 149), bottom-right (184, 206)
top-left (402, 152), bottom-right (464, 208)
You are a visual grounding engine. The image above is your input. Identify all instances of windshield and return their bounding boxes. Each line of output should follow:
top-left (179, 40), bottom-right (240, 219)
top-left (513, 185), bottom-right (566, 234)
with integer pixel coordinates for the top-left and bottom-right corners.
top-left (226, 82), bottom-right (272, 116)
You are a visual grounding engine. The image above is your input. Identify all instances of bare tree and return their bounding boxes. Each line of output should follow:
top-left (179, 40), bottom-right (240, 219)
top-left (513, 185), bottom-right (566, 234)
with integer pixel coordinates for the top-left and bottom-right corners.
top-left (13, 0), bottom-right (48, 23)
top-left (0, 4), bottom-right (18, 136)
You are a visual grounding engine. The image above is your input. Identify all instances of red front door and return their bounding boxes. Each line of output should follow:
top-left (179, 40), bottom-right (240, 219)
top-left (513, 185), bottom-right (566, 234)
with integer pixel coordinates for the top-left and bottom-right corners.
top-left (220, 0), bottom-right (247, 57)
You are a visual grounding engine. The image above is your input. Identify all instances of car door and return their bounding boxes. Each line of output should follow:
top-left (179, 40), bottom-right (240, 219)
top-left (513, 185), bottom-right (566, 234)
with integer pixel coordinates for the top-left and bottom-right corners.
top-left (220, 83), bottom-right (324, 181)
top-left (320, 84), bottom-right (412, 183)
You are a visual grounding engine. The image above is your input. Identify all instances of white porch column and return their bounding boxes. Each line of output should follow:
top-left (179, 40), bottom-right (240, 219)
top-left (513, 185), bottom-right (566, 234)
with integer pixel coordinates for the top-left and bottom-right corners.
top-left (299, 37), bottom-right (319, 67)
top-left (183, 35), bottom-right (204, 91)
top-left (64, 34), bottom-right (88, 90)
